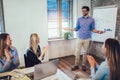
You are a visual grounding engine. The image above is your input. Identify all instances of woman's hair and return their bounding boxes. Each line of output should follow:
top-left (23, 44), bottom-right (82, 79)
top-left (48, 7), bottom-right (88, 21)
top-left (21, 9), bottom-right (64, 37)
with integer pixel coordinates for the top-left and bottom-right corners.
top-left (105, 38), bottom-right (120, 80)
top-left (0, 33), bottom-right (9, 59)
top-left (29, 33), bottom-right (39, 54)
top-left (0, 38), bottom-right (7, 59)
top-left (0, 33), bottom-right (10, 49)
top-left (0, 33), bottom-right (9, 41)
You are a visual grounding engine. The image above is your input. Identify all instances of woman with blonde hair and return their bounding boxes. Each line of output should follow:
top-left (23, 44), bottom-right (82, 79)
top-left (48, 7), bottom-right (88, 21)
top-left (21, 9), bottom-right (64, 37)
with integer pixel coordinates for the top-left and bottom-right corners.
top-left (26, 33), bottom-right (48, 67)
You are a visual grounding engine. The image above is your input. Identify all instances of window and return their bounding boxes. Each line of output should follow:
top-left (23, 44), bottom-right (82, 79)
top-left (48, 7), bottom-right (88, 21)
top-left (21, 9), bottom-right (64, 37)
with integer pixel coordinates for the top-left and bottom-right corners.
top-left (47, 0), bottom-right (73, 39)
top-left (0, 0), bottom-right (5, 33)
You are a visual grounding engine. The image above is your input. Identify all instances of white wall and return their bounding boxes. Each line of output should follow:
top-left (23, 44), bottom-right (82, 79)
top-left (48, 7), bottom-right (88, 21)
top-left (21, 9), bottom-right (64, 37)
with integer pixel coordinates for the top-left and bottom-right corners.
top-left (48, 39), bottom-right (76, 59)
top-left (3, 0), bottom-right (48, 66)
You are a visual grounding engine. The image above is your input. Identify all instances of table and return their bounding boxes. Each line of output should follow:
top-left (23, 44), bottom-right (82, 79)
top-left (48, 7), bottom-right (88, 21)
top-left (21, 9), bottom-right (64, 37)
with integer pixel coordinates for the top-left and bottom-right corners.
top-left (0, 67), bottom-right (34, 78)
top-left (0, 67), bottom-right (72, 80)
top-left (42, 69), bottom-right (72, 80)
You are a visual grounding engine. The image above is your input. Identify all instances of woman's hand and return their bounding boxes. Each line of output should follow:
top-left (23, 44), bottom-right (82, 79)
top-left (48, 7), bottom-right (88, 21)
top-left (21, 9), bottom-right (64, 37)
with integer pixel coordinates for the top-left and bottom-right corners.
top-left (40, 46), bottom-right (49, 60)
top-left (42, 46), bottom-right (49, 52)
top-left (45, 46), bottom-right (49, 50)
top-left (4, 49), bottom-right (13, 62)
top-left (87, 55), bottom-right (97, 68)
top-left (4, 49), bottom-right (11, 62)
top-left (88, 55), bottom-right (98, 65)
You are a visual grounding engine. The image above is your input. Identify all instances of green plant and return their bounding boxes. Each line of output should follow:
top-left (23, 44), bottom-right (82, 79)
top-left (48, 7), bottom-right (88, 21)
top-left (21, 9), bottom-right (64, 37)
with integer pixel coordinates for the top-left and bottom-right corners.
top-left (64, 31), bottom-right (74, 40)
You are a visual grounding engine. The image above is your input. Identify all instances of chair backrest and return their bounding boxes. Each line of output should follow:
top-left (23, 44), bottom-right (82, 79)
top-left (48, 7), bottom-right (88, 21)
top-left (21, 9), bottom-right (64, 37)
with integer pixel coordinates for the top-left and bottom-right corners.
top-left (24, 54), bottom-right (29, 68)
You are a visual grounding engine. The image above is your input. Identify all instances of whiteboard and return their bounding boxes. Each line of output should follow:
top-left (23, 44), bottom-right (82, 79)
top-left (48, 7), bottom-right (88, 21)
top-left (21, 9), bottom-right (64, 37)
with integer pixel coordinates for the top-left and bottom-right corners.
top-left (91, 5), bottom-right (118, 42)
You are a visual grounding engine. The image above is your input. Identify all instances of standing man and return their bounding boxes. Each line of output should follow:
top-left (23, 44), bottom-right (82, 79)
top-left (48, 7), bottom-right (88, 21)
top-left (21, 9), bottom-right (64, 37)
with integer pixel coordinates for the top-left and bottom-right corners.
top-left (64, 6), bottom-right (104, 71)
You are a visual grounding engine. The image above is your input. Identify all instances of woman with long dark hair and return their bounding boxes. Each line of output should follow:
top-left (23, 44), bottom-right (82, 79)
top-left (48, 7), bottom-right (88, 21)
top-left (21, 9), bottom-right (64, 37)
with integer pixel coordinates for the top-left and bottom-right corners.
top-left (87, 38), bottom-right (120, 80)
top-left (0, 33), bottom-right (19, 73)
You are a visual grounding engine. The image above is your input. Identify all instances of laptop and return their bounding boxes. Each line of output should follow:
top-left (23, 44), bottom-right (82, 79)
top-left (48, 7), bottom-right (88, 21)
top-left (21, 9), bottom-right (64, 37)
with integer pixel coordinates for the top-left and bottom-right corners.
top-left (34, 59), bottom-right (59, 80)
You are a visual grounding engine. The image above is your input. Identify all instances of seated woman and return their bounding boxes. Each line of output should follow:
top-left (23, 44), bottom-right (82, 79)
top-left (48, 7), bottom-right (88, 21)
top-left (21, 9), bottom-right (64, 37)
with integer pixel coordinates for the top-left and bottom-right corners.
top-left (87, 38), bottom-right (120, 80)
top-left (0, 33), bottom-right (20, 73)
top-left (26, 33), bottom-right (48, 67)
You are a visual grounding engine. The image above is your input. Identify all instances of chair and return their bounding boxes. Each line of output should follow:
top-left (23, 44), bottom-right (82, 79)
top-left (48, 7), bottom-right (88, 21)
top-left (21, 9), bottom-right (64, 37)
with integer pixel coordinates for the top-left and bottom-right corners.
top-left (24, 54), bottom-right (29, 68)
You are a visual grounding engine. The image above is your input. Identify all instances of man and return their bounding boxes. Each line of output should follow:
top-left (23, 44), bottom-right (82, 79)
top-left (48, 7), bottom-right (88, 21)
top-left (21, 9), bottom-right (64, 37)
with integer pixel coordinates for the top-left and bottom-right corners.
top-left (64, 6), bottom-right (104, 71)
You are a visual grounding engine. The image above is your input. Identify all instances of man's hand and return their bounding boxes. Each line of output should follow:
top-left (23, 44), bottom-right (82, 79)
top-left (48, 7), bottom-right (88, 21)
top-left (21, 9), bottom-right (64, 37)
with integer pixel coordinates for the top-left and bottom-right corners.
top-left (64, 27), bottom-right (69, 30)
top-left (98, 30), bottom-right (104, 34)
top-left (92, 29), bottom-right (105, 34)
top-left (63, 27), bottom-right (75, 31)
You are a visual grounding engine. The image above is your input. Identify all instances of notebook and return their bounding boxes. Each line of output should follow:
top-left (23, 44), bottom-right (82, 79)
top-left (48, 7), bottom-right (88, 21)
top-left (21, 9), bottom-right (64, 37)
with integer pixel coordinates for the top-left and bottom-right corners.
top-left (34, 59), bottom-right (59, 80)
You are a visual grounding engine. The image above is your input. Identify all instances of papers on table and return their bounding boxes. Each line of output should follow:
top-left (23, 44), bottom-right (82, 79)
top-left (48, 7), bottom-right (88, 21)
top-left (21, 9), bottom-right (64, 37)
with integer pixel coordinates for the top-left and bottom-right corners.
top-left (42, 69), bottom-right (72, 80)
